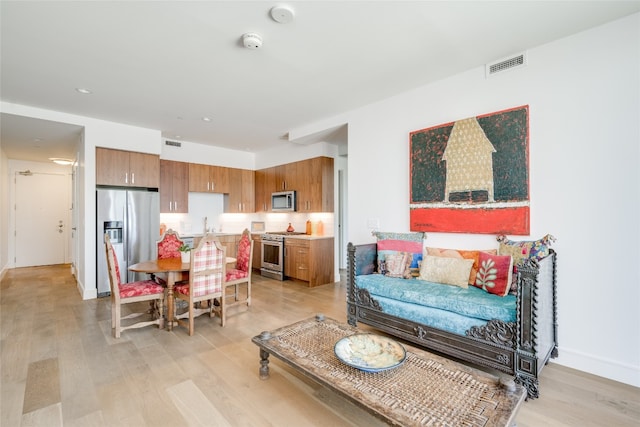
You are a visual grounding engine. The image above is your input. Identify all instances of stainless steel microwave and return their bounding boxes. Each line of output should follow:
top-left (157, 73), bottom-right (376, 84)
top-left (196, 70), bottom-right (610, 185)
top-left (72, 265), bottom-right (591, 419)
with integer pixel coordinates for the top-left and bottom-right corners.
top-left (272, 191), bottom-right (296, 212)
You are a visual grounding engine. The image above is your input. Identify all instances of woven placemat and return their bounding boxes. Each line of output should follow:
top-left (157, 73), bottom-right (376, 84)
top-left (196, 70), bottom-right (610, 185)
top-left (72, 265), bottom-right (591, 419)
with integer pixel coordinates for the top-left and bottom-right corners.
top-left (271, 319), bottom-right (506, 426)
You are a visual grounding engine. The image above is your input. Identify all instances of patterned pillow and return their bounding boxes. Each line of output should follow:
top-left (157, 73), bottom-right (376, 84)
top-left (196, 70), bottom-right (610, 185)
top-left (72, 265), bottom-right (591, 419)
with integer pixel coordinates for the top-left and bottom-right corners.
top-left (385, 252), bottom-right (413, 279)
top-left (375, 232), bottom-right (424, 273)
top-left (474, 252), bottom-right (513, 297)
top-left (497, 234), bottom-right (555, 264)
top-left (419, 255), bottom-right (474, 288)
top-left (425, 247), bottom-right (497, 285)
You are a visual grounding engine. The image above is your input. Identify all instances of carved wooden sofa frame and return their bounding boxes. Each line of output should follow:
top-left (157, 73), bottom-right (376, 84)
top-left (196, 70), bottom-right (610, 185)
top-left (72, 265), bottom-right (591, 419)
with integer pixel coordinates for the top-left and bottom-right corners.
top-left (346, 242), bottom-right (558, 399)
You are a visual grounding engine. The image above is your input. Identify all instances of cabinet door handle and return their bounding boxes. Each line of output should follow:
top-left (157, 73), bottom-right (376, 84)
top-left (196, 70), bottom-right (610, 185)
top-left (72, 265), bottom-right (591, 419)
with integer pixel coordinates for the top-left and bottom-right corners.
top-left (125, 172), bottom-right (128, 184)
top-left (131, 173), bottom-right (135, 184)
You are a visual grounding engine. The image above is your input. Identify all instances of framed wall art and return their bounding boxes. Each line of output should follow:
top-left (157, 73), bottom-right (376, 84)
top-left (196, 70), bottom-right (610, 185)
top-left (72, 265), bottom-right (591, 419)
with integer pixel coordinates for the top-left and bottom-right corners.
top-left (409, 105), bottom-right (530, 234)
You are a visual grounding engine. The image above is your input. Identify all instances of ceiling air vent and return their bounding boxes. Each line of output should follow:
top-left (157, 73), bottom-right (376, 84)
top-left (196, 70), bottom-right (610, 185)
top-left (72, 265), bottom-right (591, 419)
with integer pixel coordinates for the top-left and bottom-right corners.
top-left (165, 140), bottom-right (182, 147)
top-left (486, 52), bottom-right (527, 77)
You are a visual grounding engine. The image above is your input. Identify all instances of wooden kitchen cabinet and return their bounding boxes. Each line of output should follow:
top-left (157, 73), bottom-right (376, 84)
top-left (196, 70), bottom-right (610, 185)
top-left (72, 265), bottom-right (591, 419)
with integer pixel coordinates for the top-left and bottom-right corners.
top-left (96, 147), bottom-right (159, 188)
top-left (285, 239), bottom-right (309, 282)
top-left (255, 168), bottom-right (275, 212)
top-left (285, 237), bottom-right (334, 287)
top-left (188, 163), bottom-right (229, 193)
top-left (227, 168), bottom-right (255, 213)
top-left (160, 160), bottom-right (189, 213)
top-left (251, 234), bottom-right (262, 270)
top-left (296, 157), bottom-right (334, 213)
top-left (274, 163), bottom-right (297, 191)
top-left (217, 234), bottom-right (243, 261)
top-left (255, 156), bottom-right (334, 213)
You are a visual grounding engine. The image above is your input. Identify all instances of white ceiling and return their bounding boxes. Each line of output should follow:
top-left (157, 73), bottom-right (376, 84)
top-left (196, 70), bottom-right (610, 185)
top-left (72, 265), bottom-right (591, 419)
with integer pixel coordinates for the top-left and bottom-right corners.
top-left (2, 1), bottom-right (639, 163)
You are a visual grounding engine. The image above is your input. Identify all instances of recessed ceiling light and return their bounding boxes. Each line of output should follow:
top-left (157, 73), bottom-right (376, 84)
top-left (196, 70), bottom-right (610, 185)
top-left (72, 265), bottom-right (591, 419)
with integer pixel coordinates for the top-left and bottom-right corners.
top-left (202, 117), bottom-right (212, 122)
top-left (75, 88), bottom-right (92, 94)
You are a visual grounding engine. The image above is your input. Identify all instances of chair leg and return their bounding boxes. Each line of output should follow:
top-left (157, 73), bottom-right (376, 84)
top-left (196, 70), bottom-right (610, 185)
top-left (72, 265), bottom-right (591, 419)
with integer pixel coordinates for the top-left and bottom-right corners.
top-left (111, 300), bottom-right (116, 329)
top-left (188, 300), bottom-right (195, 336)
top-left (247, 281), bottom-right (251, 307)
top-left (114, 303), bottom-right (121, 338)
top-left (157, 297), bottom-right (164, 329)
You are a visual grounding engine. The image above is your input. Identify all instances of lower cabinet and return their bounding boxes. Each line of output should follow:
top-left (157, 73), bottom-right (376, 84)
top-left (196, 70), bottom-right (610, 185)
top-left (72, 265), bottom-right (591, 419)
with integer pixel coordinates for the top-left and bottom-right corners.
top-left (284, 238), bottom-right (334, 287)
top-left (217, 235), bottom-right (240, 259)
top-left (251, 235), bottom-right (262, 270)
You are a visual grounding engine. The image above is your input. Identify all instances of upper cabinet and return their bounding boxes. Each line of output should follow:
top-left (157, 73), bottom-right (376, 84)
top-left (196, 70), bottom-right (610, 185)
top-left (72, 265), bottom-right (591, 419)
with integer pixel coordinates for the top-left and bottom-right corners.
top-left (188, 163), bottom-right (229, 193)
top-left (160, 160), bottom-right (189, 213)
top-left (255, 156), bottom-right (334, 213)
top-left (254, 169), bottom-right (269, 212)
top-left (96, 147), bottom-right (159, 188)
top-left (227, 168), bottom-right (255, 213)
top-left (274, 163), bottom-right (298, 192)
top-left (297, 157), bottom-right (334, 213)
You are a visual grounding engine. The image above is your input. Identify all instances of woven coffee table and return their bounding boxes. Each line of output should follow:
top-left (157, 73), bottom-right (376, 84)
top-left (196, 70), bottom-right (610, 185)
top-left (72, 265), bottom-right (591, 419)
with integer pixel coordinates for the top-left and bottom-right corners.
top-left (252, 314), bottom-right (526, 427)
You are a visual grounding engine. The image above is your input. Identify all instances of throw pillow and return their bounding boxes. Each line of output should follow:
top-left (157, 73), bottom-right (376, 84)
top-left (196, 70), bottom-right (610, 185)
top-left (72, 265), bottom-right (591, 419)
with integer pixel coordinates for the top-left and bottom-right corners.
top-left (419, 255), bottom-right (474, 288)
top-left (385, 252), bottom-right (413, 279)
top-left (497, 234), bottom-right (555, 264)
top-left (474, 252), bottom-right (513, 297)
top-left (425, 247), bottom-right (497, 285)
top-left (375, 232), bottom-right (424, 272)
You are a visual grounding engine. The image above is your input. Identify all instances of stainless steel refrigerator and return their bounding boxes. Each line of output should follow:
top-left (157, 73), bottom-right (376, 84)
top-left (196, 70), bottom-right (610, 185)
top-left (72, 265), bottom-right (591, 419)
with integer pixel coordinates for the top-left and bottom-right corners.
top-left (96, 188), bottom-right (160, 297)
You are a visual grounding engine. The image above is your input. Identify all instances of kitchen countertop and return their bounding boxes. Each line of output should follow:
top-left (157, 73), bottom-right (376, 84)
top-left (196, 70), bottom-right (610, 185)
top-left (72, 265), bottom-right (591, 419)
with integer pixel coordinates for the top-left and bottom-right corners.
top-left (182, 232), bottom-right (333, 240)
top-left (277, 234), bottom-right (333, 240)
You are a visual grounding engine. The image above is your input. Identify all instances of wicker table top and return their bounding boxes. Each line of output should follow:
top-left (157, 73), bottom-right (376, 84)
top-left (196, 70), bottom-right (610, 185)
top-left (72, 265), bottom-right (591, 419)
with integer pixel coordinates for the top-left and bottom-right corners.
top-left (252, 315), bottom-right (526, 427)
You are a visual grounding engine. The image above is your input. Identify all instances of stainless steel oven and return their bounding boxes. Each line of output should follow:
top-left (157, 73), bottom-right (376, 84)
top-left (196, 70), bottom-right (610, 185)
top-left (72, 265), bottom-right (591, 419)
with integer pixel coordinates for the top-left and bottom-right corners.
top-left (260, 234), bottom-right (285, 280)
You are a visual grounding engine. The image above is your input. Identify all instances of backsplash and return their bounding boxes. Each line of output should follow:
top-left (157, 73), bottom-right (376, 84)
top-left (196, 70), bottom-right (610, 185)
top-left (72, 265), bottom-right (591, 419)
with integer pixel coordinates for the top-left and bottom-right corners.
top-left (160, 193), bottom-right (334, 237)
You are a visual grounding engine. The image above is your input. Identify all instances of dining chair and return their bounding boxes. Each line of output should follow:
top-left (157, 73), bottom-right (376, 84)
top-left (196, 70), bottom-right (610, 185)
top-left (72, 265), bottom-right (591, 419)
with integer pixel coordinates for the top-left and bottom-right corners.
top-left (173, 234), bottom-right (226, 335)
top-left (221, 228), bottom-right (253, 322)
top-left (153, 229), bottom-right (185, 285)
top-left (104, 234), bottom-right (165, 338)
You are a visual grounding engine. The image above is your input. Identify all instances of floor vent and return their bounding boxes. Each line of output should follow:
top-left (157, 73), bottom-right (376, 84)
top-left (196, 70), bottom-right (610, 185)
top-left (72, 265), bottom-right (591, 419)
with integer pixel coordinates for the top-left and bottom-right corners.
top-left (486, 52), bottom-right (527, 77)
top-left (165, 140), bottom-right (182, 147)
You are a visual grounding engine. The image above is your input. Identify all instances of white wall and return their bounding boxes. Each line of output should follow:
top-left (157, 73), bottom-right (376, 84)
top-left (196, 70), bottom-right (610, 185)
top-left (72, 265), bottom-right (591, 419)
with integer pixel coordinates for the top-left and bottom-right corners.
top-left (292, 14), bottom-right (640, 387)
top-left (0, 149), bottom-right (8, 277)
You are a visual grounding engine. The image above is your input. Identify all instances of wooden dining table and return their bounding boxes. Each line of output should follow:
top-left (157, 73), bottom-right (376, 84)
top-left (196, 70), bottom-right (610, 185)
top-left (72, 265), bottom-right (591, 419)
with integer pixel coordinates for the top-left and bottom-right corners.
top-left (129, 256), bottom-right (236, 331)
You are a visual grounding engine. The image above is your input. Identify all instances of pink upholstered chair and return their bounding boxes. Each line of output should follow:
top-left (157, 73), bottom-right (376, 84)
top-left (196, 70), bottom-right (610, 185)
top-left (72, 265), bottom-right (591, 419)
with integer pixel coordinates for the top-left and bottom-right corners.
top-left (157, 229), bottom-right (184, 259)
top-left (104, 234), bottom-right (164, 338)
top-left (173, 234), bottom-right (226, 335)
top-left (221, 228), bottom-right (253, 322)
top-left (153, 229), bottom-right (185, 285)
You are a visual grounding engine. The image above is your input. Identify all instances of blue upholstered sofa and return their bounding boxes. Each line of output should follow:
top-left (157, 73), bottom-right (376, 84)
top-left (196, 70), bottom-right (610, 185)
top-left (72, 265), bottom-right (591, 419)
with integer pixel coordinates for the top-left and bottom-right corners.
top-left (346, 239), bottom-right (558, 399)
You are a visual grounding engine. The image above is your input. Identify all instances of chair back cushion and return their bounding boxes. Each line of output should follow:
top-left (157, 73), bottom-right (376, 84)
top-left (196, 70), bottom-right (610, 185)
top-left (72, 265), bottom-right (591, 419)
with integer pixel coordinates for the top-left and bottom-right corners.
top-left (191, 239), bottom-right (224, 297)
top-left (236, 232), bottom-right (252, 273)
top-left (158, 232), bottom-right (183, 259)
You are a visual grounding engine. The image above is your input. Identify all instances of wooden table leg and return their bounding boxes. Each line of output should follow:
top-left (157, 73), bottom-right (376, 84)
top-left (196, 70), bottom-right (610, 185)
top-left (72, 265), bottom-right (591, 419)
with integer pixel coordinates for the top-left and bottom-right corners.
top-left (166, 273), bottom-right (175, 331)
top-left (259, 348), bottom-right (270, 380)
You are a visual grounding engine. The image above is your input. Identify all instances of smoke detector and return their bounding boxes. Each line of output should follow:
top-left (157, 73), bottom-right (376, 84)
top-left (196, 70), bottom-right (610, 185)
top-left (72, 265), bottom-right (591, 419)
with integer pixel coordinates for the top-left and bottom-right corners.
top-left (243, 32), bottom-right (263, 49)
top-left (270, 5), bottom-right (295, 24)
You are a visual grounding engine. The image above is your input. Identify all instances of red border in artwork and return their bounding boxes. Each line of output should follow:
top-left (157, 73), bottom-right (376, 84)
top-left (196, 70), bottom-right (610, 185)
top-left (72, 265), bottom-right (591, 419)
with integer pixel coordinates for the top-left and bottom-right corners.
top-left (410, 206), bottom-right (529, 235)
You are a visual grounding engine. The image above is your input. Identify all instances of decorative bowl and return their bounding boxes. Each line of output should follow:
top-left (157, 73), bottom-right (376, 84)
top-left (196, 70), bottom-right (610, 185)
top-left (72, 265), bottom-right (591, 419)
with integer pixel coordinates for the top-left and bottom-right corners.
top-left (334, 333), bottom-right (406, 372)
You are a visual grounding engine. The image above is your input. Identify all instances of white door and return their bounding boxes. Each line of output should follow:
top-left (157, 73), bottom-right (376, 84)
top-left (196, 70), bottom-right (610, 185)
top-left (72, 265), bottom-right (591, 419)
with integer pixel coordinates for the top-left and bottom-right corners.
top-left (15, 171), bottom-right (70, 267)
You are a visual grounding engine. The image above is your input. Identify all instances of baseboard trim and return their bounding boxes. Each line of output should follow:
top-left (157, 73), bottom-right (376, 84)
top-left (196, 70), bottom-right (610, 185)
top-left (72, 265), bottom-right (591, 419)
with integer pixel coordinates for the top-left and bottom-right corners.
top-left (553, 346), bottom-right (640, 388)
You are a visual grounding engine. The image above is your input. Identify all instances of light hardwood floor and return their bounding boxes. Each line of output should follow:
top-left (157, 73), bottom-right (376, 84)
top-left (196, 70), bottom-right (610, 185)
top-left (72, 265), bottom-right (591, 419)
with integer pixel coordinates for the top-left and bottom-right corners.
top-left (1, 264), bottom-right (638, 426)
